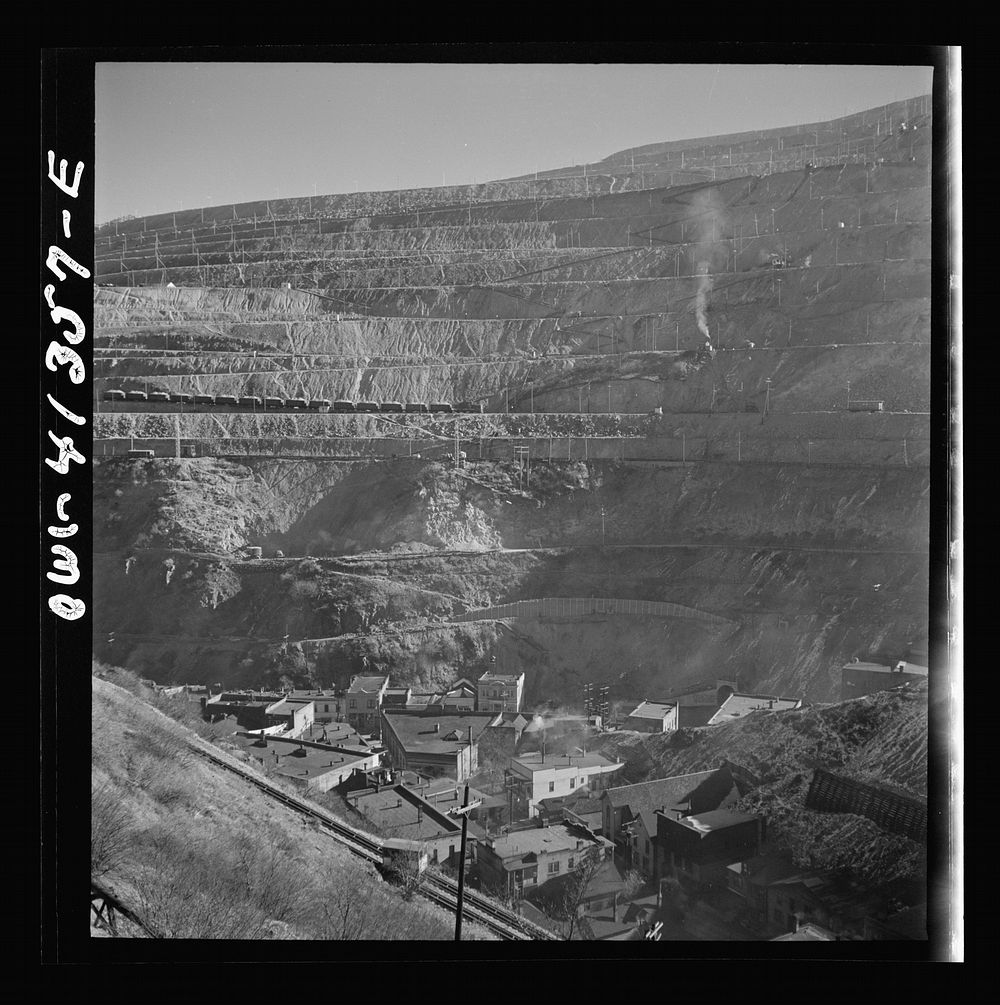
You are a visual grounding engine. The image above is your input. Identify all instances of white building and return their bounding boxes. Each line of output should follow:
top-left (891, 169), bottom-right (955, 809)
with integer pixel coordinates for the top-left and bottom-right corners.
top-left (476, 671), bottom-right (525, 713)
top-left (707, 693), bottom-right (801, 726)
top-left (509, 750), bottom-right (623, 816)
top-left (624, 699), bottom-right (678, 734)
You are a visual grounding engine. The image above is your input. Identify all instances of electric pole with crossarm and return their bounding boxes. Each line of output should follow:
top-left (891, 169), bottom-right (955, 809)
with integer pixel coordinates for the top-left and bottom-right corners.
top-left (448, 783), bottom-right (482, 941)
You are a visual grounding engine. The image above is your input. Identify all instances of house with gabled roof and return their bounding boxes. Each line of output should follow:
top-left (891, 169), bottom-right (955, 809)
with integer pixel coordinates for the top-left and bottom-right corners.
top-left (601, 765), bottom-right (743, 849)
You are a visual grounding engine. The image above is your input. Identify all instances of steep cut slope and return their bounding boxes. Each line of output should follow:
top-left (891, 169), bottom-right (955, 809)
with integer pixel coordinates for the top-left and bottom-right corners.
top-left (93, 95), bottom-right (932, 713)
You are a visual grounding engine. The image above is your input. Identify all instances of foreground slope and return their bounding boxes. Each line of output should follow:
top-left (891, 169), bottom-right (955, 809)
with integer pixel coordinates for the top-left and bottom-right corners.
top-left (91, 672), bottom-right (493, 939)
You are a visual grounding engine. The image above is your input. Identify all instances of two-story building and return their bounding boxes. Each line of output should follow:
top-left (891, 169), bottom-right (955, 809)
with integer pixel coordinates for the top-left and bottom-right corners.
top-left (202, 691), bottom-right (314, 736)
top-left (476, 671), bottom-right (525, 713)
top-left (508, 751), bottom-right (623, 817)
top-left (379, 709), bottom-right (496, 782)
top-left (345, 675), bottom-right (390, 737)
top-left (345, 783), bottom-right (470, 866)
top-left (288, 688), bottom-right (343, 723)
top-left (655, 808), bottom-right (765, 888)
top-left (477, 822), bottom-right (613, 900)
top-left (602, 766), bottom-right (743, 849)
top-left (624, 699), bottom-right (678, 734)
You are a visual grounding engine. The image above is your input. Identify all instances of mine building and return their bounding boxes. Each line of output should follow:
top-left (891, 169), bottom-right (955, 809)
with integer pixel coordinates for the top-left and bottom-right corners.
top-left (624, 699), bottom-right (678, 733)
top-left (840, 659), bottom-right (928, 701)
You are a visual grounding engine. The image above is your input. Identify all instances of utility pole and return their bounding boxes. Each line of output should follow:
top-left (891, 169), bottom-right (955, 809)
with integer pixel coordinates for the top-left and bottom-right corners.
top-left (448, 783), bottom-right (482, 941)
top-left (762, 378), bottom-right (771, 424)
top-left (601, 506), bottom-right (606, 547)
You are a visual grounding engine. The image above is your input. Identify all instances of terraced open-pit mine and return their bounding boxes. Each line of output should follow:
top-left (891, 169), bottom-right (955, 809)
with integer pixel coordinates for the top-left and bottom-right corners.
top-left (93, 94), bottom-right (931, 706)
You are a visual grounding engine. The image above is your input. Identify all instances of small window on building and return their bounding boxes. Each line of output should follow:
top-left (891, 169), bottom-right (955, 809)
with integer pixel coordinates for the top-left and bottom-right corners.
top-left (324, 704), bottom-right (329, 712)
top-left (646, 840), bottom-right (651, 855)
top-left (570, 778), bottom-right (576, 789)
top-left (547, 861), bottom-right (560, 875)
top-left (368, 700), bottom-right (375, 709)
top-left (549, 781), bottom-right (555, 792)
top-left (349, 699), bottom-right (356, 708)
top-left (568, 856), bottom-right (574, 869)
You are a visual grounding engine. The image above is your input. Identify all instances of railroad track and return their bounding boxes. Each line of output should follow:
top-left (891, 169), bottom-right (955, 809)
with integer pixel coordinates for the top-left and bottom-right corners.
top-left (188, 739), bottom-right (554, 940)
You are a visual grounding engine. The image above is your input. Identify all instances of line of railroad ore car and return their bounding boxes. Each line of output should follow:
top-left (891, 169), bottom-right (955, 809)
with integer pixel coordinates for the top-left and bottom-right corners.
top-left (101, 390), bottom-right (484, 413)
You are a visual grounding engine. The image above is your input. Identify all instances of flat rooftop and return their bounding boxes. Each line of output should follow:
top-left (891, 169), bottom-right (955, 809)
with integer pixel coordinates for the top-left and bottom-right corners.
top-left (347, 785), bottom-right (461, 839)
top-left (627, 700), bottom-right (676, 719)
top-left (478, 672), bottom-right (524, 683)
top-left (665, 808), bottom-right (760, 836)
top-left (348, 675), bottom-right (389, 693)
top-left (708, 693), bottom-right (800, 725)
top-left (381, 711), bottom-right (495, 756)
top-left (232, 733), bottom-right (374, 782)
top-left (842, 662), bottom-right (928, 676)
top-left (511, 751), bottom-right (621, 774)
top-left (288, 689), bottom-right (339, 700)
top-left (297, 720), bottom-right (372, 748)
top-left (486, 823), bottom-right (605, 862)
top-left (265, 698), bottom-right (313, 716)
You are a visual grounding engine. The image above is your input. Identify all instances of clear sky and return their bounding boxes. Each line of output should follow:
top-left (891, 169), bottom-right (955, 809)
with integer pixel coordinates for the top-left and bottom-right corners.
top-left (95, 62), bottom-right (933, 224)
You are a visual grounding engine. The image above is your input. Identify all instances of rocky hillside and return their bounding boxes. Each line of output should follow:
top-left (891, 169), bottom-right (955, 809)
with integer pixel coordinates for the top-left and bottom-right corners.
top-left (596, 681), bottom-right (929, 885)
top-left (93, 95), bottom-right (931, 708)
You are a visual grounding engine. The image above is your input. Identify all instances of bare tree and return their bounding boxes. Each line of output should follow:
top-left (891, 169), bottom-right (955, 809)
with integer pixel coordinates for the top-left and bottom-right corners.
top-left (91, 780), bottom-right (135, 877)
top-left (382, 848), bottom-right (428, 901)
top-left (535, 847), bottom-right (608, 940)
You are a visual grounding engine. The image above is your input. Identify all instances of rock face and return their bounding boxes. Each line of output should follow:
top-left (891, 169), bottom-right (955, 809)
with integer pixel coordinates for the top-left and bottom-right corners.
top-left (93, 96), bottom-right (931, 707)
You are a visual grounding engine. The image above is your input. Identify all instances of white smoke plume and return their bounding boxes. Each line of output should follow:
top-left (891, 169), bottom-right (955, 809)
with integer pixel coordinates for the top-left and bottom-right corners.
top-left (695, 262), bottom-right (712, 340)
top-left (690, 188), bottom-right (728, 347)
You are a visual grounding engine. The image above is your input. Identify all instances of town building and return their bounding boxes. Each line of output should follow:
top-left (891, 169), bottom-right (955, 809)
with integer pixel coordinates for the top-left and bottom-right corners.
top-left (288, 688), bottom-right (343, 722)
top-left (476, 670), bottom-right (525, 712)
top-left (536, 791), bottom-right (604, 833)
top-left (441, 680), bottom-right (477, 711)
top-left (655, 808), bottom-right (765, 887)
top-left (706, 693), bottom-right (802, 726)
top-left (508, 750), bottom-right (623, 817)
top-left (624, 699), bottom-right (678, 733)
top-left (231, 732), bottom-right (381, 792)
top-left (762, 870), bottom-right (900, 938)
top-left (345, 675), bottom-right (390, 736)
top-left (724, 852), bottom-right (803, 927)
top-left (404, 776), bottom-right (507, 832)
top-left (202, 691), bottom-right (314, 736)
top-left (840, 660), bottom-right (928, 701)
top-left (602, 767), bottom-right (743, 848)
top-left (345, 783), bottom-right (470, 866)
top-left (379, 709), bottom-right (495, 782)
top-left (477, 821), bottom-right (613, 900)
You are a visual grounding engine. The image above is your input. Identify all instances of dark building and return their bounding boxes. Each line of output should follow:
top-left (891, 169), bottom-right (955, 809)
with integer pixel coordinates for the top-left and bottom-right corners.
top-left (655, 808), bottom-right (765, 888)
